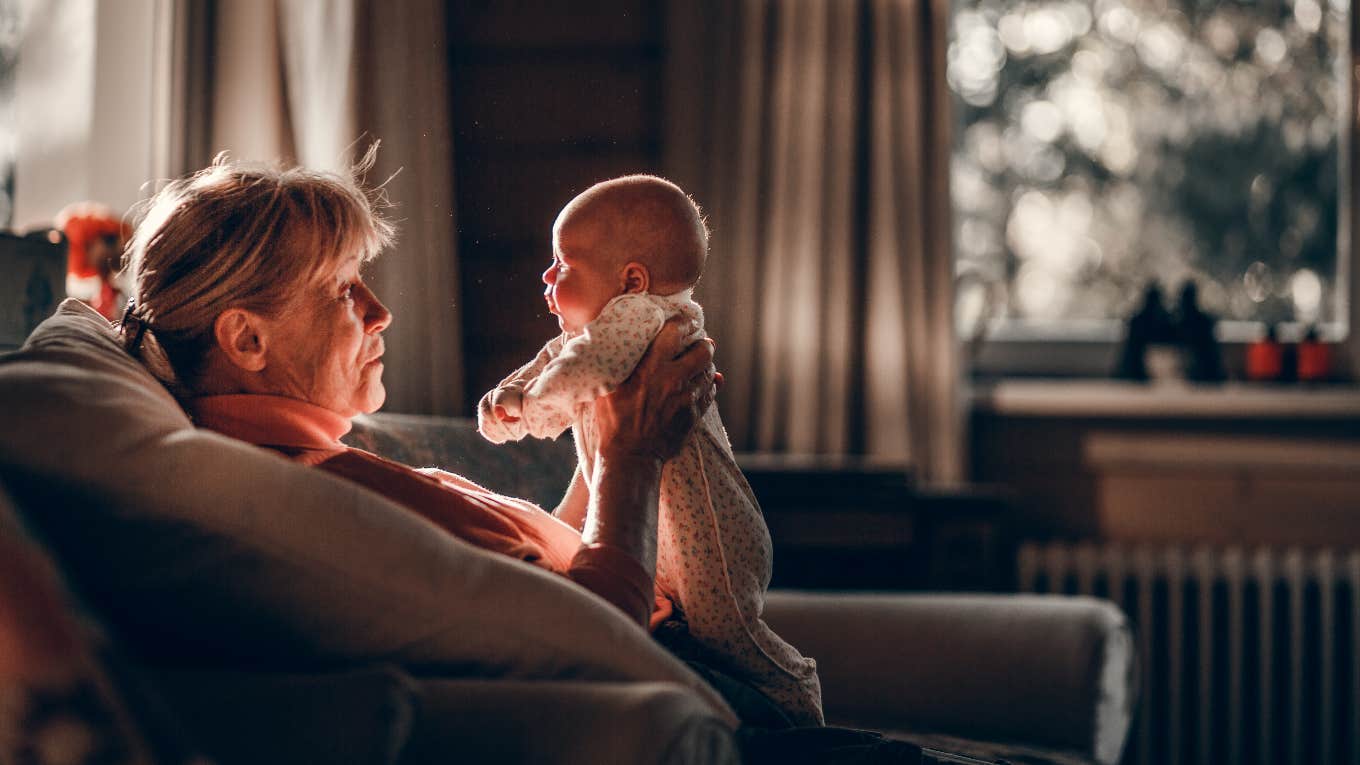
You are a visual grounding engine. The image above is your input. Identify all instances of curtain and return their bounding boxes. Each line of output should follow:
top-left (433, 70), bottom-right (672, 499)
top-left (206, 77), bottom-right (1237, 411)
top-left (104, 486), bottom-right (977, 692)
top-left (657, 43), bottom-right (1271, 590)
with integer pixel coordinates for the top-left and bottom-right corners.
top-left (204, 0), bottom-right (463, 415)
top-left (352, 0), bottom-right (462, 416)
top-left (277, 0), bottom-right (356, 172)
top-left (664, 0), bottom-right (963, 483)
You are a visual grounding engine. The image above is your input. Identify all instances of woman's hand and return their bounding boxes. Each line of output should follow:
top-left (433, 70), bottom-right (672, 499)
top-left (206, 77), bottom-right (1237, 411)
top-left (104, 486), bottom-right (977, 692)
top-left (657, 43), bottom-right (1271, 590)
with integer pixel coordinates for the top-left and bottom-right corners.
top-left (594, 316), bottom-right (717, 467)
top-left (580, 318), bottom-right (717, 584)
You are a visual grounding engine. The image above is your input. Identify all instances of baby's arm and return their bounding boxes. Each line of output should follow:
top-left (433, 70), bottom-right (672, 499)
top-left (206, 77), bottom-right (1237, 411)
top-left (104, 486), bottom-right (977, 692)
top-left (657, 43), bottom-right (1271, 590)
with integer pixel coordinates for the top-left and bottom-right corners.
top-left (476, 335), bottom-right (565, 444)
top-left (517, 295), bottom-right (670, 439)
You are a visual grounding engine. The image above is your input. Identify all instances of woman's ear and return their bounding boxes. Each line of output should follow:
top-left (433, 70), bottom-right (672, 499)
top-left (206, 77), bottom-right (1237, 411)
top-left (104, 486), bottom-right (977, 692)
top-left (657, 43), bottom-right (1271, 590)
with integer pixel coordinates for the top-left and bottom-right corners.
top-left (620, 262), bottom-right (650, 295)
top-left (213, 309), bottom-right (268, 372)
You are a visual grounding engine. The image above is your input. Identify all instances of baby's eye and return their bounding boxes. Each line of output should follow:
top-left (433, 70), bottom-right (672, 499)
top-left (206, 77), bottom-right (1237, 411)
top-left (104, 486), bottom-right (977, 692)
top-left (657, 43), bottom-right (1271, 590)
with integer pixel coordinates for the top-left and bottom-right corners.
top-left (341, 282), bottom-right (357, 300)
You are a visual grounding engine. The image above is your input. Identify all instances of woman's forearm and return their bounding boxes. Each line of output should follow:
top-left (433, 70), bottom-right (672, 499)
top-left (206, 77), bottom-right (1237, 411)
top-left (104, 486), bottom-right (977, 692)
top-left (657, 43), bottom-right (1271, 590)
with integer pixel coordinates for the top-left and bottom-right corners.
top-left (552, 465), bottom-right (591, 532)
top-left (582, 452), bottom-right (663, 577)
top-left (568, 317), bottom-right (714, 625)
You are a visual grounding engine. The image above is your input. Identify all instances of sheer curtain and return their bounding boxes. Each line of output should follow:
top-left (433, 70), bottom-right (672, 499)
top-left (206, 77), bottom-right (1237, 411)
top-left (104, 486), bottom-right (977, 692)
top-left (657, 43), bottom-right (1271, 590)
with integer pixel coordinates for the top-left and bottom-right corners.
top-left (203, 0), bottom-right (463, 415)
top-left (664, 0), bottom-right (962, 483)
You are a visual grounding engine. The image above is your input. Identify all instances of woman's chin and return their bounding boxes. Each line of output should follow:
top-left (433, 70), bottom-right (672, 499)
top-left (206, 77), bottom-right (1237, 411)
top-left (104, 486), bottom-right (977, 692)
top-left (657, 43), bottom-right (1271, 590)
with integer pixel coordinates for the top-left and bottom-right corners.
top-left (359, 379), bottom-right (386, 414)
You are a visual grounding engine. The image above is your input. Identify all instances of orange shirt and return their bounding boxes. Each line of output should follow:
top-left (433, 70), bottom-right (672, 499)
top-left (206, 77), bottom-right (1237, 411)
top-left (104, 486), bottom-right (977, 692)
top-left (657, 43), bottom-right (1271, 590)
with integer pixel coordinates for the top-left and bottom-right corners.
top-left (188, 394), bottom-right (671, 629)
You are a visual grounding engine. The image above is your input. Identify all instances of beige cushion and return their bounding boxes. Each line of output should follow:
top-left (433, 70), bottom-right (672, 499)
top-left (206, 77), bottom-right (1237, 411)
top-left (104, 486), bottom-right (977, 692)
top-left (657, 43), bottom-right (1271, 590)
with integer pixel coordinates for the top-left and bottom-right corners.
top-left (764, 591), bottom-right (1134, 765)
top-left (0, 300), bottom-right (735, 725)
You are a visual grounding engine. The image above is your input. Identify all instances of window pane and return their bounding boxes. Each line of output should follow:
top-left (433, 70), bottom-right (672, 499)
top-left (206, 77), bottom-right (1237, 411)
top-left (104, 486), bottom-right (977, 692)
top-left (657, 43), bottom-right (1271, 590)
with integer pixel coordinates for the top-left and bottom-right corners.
top-left (0, 1), bottom-right (17, 228)
top-left (949, 0), bottom-right (1348, 334)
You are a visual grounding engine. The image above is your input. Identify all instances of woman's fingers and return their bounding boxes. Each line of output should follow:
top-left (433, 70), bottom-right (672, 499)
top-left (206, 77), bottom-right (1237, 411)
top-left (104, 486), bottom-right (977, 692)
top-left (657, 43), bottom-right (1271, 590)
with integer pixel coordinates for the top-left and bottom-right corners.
top-left (596, 318), bottom-right (715, 464)
top-left (650, 317), bottom-right (690, 362)
top-left (679, 337), bottom-right (717, 409)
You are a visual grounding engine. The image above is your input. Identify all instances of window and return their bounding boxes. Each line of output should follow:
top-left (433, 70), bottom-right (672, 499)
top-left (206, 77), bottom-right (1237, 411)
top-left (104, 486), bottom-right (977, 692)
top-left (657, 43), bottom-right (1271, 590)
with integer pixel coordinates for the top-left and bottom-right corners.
top-left (0, 2), bottom-right (18, 228)
top-left (9, 0), bottom-right (168, 231)
top-left (949, 0), bottom-right (1350, 348)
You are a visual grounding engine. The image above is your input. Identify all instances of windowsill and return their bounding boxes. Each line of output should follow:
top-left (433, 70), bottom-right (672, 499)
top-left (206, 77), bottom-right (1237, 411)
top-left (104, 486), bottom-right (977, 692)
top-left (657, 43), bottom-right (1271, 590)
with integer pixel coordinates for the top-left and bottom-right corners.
top-left (970, 378), bottom-right (1360, 419)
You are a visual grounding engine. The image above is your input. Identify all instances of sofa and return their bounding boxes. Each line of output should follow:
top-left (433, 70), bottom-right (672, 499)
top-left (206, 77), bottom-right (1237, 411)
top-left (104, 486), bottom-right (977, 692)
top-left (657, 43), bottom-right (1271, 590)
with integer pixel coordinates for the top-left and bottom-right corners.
top-left (0, 300), bottom-right (1136, 764)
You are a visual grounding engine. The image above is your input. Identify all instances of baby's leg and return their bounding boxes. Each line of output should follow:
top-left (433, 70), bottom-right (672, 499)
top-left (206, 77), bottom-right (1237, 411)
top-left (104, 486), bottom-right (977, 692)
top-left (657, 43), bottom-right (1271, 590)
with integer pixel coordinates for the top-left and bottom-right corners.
top-left (655, 432), bottom-right (823, 726)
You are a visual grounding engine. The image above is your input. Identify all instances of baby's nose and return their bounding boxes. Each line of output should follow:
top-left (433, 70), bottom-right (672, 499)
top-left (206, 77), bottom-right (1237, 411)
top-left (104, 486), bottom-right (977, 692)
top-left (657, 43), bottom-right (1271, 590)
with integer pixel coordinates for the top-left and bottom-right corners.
top-left (542, 266), bottom-right (555, 285)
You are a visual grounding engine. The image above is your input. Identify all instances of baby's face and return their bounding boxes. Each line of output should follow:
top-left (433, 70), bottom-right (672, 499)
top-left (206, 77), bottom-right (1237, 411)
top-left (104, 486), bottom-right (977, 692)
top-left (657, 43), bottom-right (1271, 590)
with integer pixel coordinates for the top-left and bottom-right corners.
top-left (541, 235), bottom-right (621, 335)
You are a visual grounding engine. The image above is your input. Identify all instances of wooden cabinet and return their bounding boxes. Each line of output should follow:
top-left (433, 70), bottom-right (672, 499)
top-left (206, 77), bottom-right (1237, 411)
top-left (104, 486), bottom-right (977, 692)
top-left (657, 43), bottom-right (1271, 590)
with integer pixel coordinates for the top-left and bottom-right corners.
top-left (739, 455), bottom-right (1011, 590)
top-left (971, 381), bottom-right (1360, 547)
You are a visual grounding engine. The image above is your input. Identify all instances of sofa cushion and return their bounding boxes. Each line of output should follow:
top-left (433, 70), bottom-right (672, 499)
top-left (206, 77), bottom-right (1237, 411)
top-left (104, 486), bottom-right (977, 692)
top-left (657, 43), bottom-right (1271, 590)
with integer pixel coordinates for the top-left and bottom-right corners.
top-left (345, 412), bottom-right (575, 511)
top-left (149, 665), bottom-right (417, 765)
top-left (0, 300), bottom-right (735, 724)
top-left (0, 481), bottom-right (197, 765)
top-left (763, 591), bottom-right (1134, 765)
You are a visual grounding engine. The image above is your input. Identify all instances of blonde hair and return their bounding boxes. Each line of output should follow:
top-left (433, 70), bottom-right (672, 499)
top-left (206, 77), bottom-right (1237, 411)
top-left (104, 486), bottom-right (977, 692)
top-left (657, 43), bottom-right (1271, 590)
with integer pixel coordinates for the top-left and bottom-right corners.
top-left (120, 150), bottom-right (393, 395)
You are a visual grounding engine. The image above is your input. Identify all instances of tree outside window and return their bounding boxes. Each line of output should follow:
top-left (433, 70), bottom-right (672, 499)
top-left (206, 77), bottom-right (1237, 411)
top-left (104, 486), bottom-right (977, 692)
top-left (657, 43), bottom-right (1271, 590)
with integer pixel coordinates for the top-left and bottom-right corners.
top-left (950, 0), bottom-right (1347, 339)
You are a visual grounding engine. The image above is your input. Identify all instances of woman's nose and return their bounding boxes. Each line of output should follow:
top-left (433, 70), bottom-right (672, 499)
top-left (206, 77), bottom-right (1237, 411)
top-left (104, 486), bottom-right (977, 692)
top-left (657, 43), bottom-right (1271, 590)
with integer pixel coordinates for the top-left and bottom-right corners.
top-left (361, 285), bottom-right (392, 332)
top-left (542, 265), bottom-right (556, 285)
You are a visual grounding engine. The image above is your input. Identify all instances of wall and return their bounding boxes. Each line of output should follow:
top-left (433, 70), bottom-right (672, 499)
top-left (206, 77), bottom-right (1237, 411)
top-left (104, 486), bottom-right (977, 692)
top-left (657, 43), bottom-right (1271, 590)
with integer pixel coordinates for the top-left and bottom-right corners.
top-left (448, 0), bottom-right (665, 412)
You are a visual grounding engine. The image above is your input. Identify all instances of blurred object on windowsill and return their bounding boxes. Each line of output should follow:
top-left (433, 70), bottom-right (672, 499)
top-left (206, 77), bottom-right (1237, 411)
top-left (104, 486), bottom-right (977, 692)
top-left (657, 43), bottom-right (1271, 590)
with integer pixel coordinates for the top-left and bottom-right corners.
top-left (1113, 281), bottom-right (1225, 384)
top-left (54, 203), bottom-right (132, 321)
top-left (0, 230), bottom-right (66, 351)
top-left (1245, 323), bottom-right (1285, 382)
top-left (1112, 283), bottom-right (1176, 382)
top-left (1296, 325), bottom-right (1332, 383)
top-left (1246, 322), bottom-right (1340, 383)
top-left (1173, 282), bottom-right (1225, 383)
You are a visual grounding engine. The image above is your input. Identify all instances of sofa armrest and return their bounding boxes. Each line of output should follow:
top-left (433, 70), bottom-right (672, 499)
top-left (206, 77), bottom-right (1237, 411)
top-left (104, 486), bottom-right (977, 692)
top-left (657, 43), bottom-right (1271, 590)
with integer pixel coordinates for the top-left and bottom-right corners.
top-left (148, 665), bottom-right (417, 765)
top-left (399, 679), bottom-right (740, 765)
top-left (763, 591), bottom-right (1134, 765)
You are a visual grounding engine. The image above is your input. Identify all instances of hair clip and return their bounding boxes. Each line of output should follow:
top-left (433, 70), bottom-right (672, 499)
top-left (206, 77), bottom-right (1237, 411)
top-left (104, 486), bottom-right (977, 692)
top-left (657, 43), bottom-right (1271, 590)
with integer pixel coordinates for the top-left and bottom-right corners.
top-left (120, 299), bottom-right (148, 352)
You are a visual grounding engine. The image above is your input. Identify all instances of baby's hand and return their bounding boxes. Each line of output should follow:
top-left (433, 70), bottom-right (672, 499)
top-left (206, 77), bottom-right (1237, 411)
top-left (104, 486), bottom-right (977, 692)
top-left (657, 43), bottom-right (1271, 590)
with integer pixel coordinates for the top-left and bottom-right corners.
top-left (492, 386), bottom-right (525, 422)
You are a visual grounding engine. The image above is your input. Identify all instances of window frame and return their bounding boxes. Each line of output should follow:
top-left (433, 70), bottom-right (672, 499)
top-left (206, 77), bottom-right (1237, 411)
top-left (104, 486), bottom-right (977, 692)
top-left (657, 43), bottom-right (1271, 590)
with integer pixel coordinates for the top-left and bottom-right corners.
top-left (949, 0), bottom-right (1360, 382)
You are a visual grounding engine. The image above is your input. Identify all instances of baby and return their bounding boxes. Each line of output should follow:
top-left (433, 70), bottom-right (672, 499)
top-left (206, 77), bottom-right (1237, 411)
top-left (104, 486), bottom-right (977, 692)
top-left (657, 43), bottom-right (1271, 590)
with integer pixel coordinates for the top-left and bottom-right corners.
top-left (478, 175), bottom-right (823, 726)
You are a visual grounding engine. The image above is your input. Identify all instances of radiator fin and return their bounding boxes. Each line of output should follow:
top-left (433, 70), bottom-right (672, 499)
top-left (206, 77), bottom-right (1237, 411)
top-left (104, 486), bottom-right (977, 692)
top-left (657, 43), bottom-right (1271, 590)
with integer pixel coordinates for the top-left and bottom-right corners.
top-left (1019, 542), bottom-right (1360, 765)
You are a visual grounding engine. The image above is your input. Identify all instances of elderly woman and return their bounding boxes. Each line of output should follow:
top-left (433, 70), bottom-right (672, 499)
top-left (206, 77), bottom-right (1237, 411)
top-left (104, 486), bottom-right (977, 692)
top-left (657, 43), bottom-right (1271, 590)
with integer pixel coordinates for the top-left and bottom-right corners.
top-left (116, 155), bottom-right (714, 631)
top-left (110, 157), bottom-right (924, 762)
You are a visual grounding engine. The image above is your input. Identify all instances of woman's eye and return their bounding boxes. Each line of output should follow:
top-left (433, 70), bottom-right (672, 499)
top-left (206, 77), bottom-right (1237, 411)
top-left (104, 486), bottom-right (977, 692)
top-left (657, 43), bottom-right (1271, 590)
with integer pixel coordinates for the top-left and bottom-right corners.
top-left (342, 283), bottom-right (356, 300)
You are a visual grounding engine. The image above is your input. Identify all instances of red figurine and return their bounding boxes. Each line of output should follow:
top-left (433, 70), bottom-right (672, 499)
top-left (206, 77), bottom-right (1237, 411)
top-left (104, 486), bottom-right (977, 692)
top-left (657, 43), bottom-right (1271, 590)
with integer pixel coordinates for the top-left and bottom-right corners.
top-left (55, 202), bottom-right (131, 321)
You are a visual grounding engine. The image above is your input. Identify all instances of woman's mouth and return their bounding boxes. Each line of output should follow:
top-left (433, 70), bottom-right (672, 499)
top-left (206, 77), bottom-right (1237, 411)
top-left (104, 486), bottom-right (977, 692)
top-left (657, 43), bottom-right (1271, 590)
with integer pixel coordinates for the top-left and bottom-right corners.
top-left (363, 342), bottom-right (385, 367)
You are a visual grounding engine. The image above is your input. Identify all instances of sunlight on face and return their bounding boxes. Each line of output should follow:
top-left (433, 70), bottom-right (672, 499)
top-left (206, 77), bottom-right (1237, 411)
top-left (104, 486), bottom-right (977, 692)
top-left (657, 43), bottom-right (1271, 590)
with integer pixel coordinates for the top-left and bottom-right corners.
top-left (261, 256), bottom-right (392, 417)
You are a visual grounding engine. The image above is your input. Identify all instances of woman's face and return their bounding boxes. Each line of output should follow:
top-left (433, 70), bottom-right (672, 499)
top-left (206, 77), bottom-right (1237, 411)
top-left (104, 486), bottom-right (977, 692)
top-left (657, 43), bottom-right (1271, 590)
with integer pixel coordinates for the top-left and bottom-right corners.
top-left (261, 255), bottom-right (392, 417)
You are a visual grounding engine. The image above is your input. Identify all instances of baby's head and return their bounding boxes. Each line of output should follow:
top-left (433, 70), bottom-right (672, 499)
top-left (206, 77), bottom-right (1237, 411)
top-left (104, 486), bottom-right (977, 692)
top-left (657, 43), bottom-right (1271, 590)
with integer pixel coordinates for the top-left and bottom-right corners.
top-left (542, 174), bottom-right (707, 334)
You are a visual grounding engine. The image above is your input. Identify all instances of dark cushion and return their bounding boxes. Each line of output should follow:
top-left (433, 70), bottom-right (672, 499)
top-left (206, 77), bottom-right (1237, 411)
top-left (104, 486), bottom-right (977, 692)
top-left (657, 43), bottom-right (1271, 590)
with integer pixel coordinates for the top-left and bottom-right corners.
top-left (149, 666), bottom-right (417, 765)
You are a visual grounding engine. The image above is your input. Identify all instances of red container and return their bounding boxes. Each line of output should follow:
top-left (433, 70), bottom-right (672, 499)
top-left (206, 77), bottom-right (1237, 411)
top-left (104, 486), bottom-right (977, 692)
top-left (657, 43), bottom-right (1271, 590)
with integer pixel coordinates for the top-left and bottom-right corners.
top-left (1297, 339), bottom-right (1331, 382)
top-left (1246, 338), bottom-right (1283, 381)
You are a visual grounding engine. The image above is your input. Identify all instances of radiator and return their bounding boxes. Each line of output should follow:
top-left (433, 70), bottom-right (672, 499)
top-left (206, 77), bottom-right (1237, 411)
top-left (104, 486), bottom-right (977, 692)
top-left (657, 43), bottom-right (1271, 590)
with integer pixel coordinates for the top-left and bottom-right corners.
top-left (1018, 542), bottom-right (1360, 765)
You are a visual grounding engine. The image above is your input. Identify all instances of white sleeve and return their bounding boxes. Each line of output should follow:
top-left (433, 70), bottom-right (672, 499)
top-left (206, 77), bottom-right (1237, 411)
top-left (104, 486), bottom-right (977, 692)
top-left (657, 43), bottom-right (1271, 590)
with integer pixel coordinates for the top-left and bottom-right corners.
top-left (517, 295), bottom-right (670, 440)
top-left (476, 335), bottom-right (564, 444)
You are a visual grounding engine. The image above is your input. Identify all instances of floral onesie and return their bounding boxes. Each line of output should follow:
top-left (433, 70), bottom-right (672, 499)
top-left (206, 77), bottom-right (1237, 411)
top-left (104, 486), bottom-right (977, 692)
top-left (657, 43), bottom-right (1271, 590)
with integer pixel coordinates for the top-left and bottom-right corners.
top-left (477, 290), bottom-right (824, 726)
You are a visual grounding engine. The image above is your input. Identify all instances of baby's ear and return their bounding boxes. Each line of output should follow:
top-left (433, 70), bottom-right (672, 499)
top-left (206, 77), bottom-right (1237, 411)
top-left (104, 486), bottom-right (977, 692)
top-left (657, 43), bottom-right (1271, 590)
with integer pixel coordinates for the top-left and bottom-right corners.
top-left (620, 262), bottom-right (650, 294)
